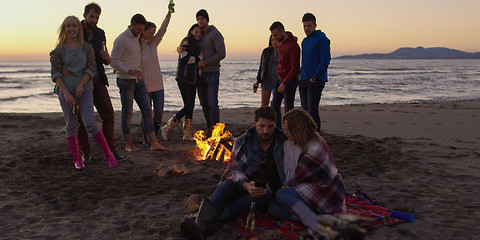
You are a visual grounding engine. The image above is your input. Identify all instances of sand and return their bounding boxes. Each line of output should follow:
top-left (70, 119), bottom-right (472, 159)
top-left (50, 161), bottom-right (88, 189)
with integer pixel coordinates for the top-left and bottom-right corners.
top-left (1, 100), bottom-right (479, 239)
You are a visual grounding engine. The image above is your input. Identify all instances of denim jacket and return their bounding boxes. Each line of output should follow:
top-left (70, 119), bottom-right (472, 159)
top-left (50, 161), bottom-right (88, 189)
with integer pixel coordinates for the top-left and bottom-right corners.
top-left (221, 126), bottom-right (286, 186)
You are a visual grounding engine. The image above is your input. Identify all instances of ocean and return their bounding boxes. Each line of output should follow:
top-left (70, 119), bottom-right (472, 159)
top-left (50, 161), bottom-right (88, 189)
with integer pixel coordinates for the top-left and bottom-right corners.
top-left (0, 59), bottom-right (479, 113)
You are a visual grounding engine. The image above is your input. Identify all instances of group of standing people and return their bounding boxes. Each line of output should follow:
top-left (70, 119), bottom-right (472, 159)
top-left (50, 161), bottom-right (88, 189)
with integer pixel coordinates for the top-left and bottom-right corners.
top-left (50, 2), bottom-right (226, 170)
top-left (255, 13), bottom-right (331, 132)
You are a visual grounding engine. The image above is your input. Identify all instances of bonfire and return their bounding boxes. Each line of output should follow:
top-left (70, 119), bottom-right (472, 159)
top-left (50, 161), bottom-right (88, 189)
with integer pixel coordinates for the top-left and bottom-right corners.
top-left (193, 123), bottom-right (234, 162)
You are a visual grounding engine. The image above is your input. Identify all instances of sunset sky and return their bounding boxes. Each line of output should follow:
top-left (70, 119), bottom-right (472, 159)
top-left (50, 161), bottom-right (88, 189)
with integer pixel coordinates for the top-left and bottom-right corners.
top-left (1, 0), bottom-right (479, 61)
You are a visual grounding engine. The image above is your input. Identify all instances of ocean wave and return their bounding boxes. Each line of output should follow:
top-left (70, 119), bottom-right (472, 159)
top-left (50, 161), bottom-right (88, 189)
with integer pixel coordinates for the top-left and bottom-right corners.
top-left (223, 61), bottom-right (257, 65)
top-left (0, 95), bottom-right (33, 102)
top-left (239, 69), bottom-right (257, 74)
top-left (10, 69), bottom-right (48, 74)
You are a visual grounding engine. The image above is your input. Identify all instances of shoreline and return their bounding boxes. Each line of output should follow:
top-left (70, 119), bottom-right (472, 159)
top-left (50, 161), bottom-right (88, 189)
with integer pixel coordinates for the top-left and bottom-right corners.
top-left (1, 99), bottom-right (479, 239)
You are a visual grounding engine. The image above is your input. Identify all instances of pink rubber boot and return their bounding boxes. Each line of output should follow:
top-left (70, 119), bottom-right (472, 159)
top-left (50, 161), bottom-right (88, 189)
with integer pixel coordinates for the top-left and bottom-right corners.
top-left (92, 132), bottom-right (117, 168)
top-left (66, 136), bottom-right (85, 170)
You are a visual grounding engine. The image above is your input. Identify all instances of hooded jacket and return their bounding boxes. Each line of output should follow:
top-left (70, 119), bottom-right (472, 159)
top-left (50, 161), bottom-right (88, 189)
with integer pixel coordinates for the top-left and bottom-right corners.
top-left (199, 25), bottom-right (226, 73)
top-left (277, 32), bottom-right (300, 85)
top-left (300, 30), bottom-right (331, 82)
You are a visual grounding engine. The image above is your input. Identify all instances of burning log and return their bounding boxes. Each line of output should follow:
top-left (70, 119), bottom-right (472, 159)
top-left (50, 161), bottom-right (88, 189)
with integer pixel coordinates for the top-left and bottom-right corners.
top-left (194, 123), bottom-right (234, 162)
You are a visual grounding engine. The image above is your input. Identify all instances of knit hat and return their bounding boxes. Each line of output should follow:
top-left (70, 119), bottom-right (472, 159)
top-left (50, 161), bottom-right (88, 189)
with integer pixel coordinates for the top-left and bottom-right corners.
top-left (196, 9), bottom-right (209, 22)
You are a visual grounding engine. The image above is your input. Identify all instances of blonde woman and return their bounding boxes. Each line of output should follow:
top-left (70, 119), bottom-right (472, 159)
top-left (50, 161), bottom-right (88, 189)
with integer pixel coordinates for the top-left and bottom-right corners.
top-left (50, 16), bottom-right (117, 170)
top-left (268, 108), bottom-right (345, 231)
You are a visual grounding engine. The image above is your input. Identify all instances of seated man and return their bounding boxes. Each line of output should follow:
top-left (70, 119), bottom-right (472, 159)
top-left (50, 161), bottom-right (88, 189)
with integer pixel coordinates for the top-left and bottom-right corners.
top-left (180, 106), bottom-right (286, 239)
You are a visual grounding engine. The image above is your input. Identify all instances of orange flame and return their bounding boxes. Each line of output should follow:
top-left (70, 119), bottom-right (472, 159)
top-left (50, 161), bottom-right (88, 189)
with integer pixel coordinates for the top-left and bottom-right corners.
top-left (194, 123), bottom-right (233, 162)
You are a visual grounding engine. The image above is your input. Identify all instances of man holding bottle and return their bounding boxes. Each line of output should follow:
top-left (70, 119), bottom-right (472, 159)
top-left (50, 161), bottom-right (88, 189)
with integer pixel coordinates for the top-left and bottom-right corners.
top-left (180, 106), bottom-right (286, 239)
top-left (78, 3), bottom-right (124, 162)
top-left (111, 13), bottom-right (169, 152)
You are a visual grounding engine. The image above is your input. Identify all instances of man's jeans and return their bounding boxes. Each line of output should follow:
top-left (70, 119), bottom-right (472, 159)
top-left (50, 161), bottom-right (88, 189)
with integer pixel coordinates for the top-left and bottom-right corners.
top-left (78, 77), bottom-right (116, 154)
top-left (175, 80), bottom-right (196, 120)
top-left (210, 180), bottom-right (273, 217)
top-left (270, 78), bottom-right (298, 128)
top-left (59, 89), bottom-right (101, 137)
top-left (116, 78), bottom-right (156, 142)
top-left (197, 71), bottom-right (220, 128)
top-left (298, 80), bottom-right (325, 132)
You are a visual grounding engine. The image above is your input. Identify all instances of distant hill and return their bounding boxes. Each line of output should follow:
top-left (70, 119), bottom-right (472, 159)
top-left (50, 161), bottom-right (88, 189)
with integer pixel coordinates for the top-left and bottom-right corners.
top-left (336, 47), bottom-right (480, 59)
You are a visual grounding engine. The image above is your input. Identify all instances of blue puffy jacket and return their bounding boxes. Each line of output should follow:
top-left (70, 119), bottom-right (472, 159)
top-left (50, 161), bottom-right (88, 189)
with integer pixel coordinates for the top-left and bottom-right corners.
top-left (300, 30), bottom-right (331, 82)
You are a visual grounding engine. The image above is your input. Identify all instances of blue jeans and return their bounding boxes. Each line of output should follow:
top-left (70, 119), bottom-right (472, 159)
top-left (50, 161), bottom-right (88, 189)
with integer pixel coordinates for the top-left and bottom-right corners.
top-left (268, 187), bottom-right (303, 221)
top-left (175, 81), bottom-right (196, 120)
top-left (197, 71), bottom-right (220, 128)
top-left (210, 180), bottom-right (273, 217)
top-left (298, 80), bottom-right (325, 132)
top-left (270, 78), bottom-right (298, 127)
top-left (149, 90), bottom-right (164, 126)
top-left (116, 78), bottom-right (156, 142)
top-left (59, 89), bottom-right (100, 137)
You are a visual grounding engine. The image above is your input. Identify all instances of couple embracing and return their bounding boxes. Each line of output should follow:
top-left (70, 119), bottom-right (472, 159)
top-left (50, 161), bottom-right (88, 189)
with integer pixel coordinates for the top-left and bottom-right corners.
top-left (180, 106), bottom-right (346, 239)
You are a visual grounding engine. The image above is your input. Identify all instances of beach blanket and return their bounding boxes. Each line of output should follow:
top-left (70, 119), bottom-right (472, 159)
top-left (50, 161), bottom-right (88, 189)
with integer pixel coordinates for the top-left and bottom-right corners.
top-left (228, 191), bottom-right (407, 239)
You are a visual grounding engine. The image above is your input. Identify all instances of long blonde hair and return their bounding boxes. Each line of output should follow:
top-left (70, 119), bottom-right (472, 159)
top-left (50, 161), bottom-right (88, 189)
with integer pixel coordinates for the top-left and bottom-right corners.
top-left (56, 16), bottom-right (83, 48)
top-left (283, 108), bottom-right (322, 149)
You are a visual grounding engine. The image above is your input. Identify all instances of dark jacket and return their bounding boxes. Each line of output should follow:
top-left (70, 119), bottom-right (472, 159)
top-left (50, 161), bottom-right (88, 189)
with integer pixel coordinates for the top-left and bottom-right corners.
top-left (81, 20), bottom-right (109, 86)
top-left (176, 37), bottom-right (201, 84)
top-left (277, 32), bottom-right (300, 85)
top-left (256, 47), bottom-right (274, 83)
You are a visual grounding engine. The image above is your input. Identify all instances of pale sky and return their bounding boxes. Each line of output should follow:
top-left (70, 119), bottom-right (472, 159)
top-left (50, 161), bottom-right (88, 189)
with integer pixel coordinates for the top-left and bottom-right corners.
top-left (1, 0), bottom-right (479, 60)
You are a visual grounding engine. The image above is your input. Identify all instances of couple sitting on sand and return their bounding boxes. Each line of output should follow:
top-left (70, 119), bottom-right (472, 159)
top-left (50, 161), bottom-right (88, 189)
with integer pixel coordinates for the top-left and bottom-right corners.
top-left (180, 106), bottom-right (346, 239)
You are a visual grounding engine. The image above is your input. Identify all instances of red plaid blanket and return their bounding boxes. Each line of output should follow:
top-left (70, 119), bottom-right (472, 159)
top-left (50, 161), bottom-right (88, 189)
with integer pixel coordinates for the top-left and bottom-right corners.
top-left (228, 191), bottom-right (408, 239)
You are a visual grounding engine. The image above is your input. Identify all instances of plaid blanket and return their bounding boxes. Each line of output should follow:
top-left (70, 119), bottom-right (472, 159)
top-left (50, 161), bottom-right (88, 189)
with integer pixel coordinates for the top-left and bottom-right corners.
top-left (228, 191), bottom-right (408, 239)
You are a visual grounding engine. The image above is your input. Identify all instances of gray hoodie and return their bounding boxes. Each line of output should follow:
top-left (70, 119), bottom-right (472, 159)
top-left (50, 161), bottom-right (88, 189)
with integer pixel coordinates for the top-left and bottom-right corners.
top-left (199, 25), bottom-right (226, 72)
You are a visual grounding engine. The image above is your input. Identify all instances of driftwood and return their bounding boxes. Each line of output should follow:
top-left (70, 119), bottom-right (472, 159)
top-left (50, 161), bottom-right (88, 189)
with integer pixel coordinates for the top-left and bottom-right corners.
top-left (184, 194), bottom-right (202, 213)
top-left (152, 164), bottom-right (190, 177)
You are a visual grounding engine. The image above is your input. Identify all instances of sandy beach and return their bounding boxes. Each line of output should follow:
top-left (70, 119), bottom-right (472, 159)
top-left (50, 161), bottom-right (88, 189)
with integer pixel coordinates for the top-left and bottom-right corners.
top-left (1, 100), bottom-right (479, 239)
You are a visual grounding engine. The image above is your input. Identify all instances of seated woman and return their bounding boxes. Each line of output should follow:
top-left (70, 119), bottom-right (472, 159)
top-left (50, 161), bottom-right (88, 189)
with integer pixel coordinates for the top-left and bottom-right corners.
top-left (268, 108), bottom-right (346, 231)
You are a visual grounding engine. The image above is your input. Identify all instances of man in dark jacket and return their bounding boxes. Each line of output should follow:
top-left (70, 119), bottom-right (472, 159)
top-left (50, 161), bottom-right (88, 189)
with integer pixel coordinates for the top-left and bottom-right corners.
top-left (269, 21), bottom-right (300, 128)
top-left (78, 3), bottom-right (124, 162)
top-left (299, 13), bottom-right (331, 132)
top-left (180, 106), bottom-right (286, 240)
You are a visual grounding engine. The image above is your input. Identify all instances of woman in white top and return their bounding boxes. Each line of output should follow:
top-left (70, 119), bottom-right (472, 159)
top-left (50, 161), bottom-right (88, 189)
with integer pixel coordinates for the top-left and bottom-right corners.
top-left (139, 5), bottom-right (171, 142)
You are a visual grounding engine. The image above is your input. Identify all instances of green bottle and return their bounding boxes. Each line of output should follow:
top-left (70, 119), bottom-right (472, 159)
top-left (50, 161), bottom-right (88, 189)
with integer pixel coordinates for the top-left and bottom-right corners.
top-left (169, 0), bottom-right (175, 13)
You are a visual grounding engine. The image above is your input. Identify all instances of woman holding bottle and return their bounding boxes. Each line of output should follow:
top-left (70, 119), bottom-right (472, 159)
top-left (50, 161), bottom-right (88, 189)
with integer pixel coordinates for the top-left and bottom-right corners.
top-left (50, 15), bottom-right (116, 170)
top-left (139, 4), bottom-right (172, 144)
top-left (254, 35), bottom-right (279, 106)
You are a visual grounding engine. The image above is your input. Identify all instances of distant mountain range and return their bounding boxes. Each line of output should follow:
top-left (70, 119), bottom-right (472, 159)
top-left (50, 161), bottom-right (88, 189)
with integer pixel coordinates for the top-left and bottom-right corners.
top-left (336, 47), bottom-right (480, 59)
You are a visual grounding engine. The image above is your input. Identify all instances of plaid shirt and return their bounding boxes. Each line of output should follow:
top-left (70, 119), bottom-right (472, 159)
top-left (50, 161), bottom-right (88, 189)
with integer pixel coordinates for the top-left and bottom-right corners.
top-left (288, 137), bottom-right (346, 213)
top-left (221, 126), bottom-right (285, 185)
